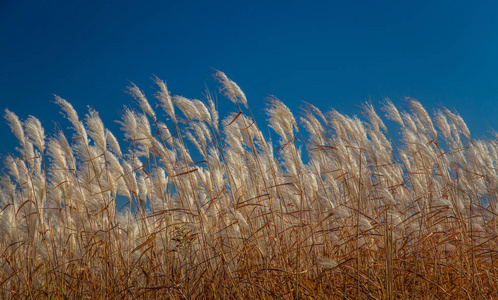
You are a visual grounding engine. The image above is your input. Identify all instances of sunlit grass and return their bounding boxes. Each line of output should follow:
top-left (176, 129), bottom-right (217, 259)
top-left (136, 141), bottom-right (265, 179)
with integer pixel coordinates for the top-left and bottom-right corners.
top-left (0, 72), bottom-right (497, 299)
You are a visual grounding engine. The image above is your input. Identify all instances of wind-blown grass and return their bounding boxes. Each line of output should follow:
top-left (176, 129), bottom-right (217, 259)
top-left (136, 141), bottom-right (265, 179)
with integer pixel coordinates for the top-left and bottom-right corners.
top-left (1, 72), bottom-right (497, 299)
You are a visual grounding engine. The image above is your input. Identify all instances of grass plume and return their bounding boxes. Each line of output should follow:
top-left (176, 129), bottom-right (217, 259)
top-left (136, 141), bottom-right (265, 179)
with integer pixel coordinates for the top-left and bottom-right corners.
top-left (1, 72), bottom-right (498, 299)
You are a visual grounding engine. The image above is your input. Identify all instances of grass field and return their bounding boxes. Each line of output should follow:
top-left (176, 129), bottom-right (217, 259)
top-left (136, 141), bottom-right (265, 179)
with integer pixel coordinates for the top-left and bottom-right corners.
top-left (1, 72), bottom-right (497, 299)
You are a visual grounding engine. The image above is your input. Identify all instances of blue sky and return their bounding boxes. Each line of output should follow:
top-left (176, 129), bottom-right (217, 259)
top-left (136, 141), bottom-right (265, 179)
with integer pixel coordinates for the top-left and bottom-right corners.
top-left (1, 0), bottom-right (498, 156)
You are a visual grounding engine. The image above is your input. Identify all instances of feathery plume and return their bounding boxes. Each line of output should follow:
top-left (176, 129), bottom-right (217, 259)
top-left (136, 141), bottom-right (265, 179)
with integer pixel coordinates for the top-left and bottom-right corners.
top-left (206, 91), bottom-right (219, 133)
top-left (214, 71), bottom-right (248, 108)
top-left (382, 99), bottom-right (404, 126)
top-left (105, 129), bottom-right (122, 158)
top-left (4, 109), bottom-right (25, 145)
top-left (24, 116), bottom-right (45, 152)
top-left (85, 108), bottom-right (106, 151)
top-left (266, 97), bottom-right (296, 142)
top-left (126, 82), bottom-right (156, 120)
top-left (154, 76), bottom-right (176, 122)
top-left (117, 107), bottom-right (138, 141)
top-left (173, 96), bottom-right (202, 121)
top-left (54, 95), bottom-right (81, 132)
top-left (409, 98), bottom-right (437, 139)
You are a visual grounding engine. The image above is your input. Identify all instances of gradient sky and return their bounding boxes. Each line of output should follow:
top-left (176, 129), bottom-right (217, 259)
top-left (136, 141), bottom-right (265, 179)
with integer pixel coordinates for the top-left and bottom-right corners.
top-left (1, 0), bottom-right (498, 157)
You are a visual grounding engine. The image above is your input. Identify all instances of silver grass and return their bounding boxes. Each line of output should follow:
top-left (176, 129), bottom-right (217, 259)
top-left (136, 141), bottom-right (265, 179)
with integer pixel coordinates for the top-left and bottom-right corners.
top-left (117, 107), bottom-right (138, 141)
top-left (173, 96), bottom-right (203, 121)
top-left (382, 98), bottom-right (404, 126)
top-left (156, 121), bottom-right (171, 139)
top-left (435, 110), bottom-right (452, 141)
top-left (185, 129), bottom-right (203, 156)
top-left (153, 76), bottom-right (176, 122)
top-left (190, 122), bottom-right (212, 156)
top-left (364, 102), bottom-right (387, 132)
top-left (47, 138), bottom-right (67, 169)
top-left (4, 156), bottom-right (20, 183)
top-left (409, 98), bottom-right (437, 139)
top-left (376, 186), bottom-right (396, 206)
top-left (136, 113), bottom-right (153, 149)
top-left (126, 82), bottom-right (156, 120)
top-left (4, 109), bottom-right (25, 145)
top-left (24, 116), bottom-right (45, 153)
top-left (266, 97), bottom-right (296, 142)
top-left (207, 94), bottom-right (219, 133)
top-left (56, 130), bottom-right (76, 171)
top-left (2, 73), bottom-right (498, 299)
top-left (105, 129), bottom-right (122, 158)
top-left (85, 108), bottom-right (106, 151)
top-left (54, 95), bottom-right (86, 137)
top-left (193, 99), bottom-right (211, 123)
top-left (214, 71), bottom-right (248, 108)
top-left (444, 108), bottom-right (471, 140)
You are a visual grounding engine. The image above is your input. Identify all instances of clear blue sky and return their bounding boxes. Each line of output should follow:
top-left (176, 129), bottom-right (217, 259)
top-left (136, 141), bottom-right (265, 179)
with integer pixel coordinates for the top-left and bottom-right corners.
top-left (1, 0), bottom-right (498, 156)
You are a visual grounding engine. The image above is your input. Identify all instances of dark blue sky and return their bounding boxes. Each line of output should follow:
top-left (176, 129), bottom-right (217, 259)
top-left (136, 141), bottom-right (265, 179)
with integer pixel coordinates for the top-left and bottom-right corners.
top-left (1, 0), bottom-right (498, 156)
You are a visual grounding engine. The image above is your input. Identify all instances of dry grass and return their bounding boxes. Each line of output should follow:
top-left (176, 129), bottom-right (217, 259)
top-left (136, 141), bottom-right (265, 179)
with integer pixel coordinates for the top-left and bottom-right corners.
top-left (1, 72), bottom-right (498, 299)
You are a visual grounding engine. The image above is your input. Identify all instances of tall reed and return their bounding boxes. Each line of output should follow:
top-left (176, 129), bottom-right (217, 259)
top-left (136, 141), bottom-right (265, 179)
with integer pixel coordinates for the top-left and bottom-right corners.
top-left (0, 72), bottom-right (497, 299)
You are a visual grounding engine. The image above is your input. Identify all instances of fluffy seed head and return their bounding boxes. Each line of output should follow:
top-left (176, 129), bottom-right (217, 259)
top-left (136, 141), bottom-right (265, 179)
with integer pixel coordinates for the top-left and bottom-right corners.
top-left (214, 71), bottom-right (248, 108)
top-left (54, 95), bottom-right (80, 130)
top-left (85, 108), bottom-right (106, 151)
top-left (382, 99), bottom-right (403, 126)
top-left (126, 82), bottom-right (156, 120)
top-left (4, 109), bottom-right (25, 145)
top-left (266, 97), bottom-right (296, 142)
top-left (153, 76), bottom-right (176, 122)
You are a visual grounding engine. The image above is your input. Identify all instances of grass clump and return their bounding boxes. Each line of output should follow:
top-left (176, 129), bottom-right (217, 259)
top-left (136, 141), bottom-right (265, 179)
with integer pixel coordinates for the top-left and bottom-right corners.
top-left (1, 71), bottom-right (497, 299)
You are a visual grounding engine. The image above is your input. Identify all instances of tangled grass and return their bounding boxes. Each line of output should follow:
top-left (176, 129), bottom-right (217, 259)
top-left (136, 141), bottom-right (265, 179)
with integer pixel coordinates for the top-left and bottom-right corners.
top-left (1, 72), bottom-right (498, 299)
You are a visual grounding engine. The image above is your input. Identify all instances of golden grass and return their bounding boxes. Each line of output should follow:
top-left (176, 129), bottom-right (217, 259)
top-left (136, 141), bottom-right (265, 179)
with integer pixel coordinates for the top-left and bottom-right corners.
top-left (1, 73), bottom-right (497, 299)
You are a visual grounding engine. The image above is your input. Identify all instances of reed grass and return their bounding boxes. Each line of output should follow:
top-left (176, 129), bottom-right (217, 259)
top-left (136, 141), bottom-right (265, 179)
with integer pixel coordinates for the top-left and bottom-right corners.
top-left (1, 72), bottom-right (497, 299)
